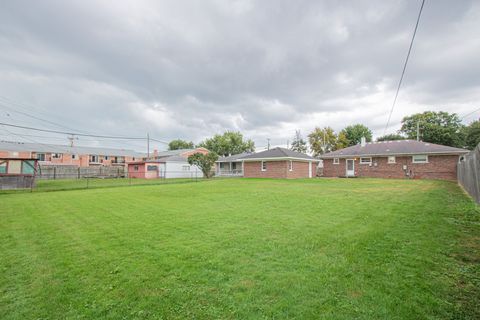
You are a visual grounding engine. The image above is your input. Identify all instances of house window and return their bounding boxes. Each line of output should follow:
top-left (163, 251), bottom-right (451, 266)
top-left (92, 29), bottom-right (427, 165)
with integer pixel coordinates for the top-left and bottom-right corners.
top-left (412, 155), bottom-right (428, 163)
top-left (261, 161), bottom-right (267, 171)
top-left (333, 158), bottom-right (339, 164)
top-left (219, 163), bottom-right (226, 169)
top-left (71, 154), bottom-right (77, 160)
top-left (147, 165), bottom-right (158, 171)
top-left (182, 165), bottom-right (190, 171)
top-left (104, 156), bottom-right (109, 160)
top-left (52, 153), bottom-right (62, 159)
top-left (289, 160), bottom-right (293, 171)
top-left (36, 153), bottom-right (46, 161)
top-left (90, 155), bottom-right (99, 163)
top-left (360, 157), bottom-right (372, 164)
top-left (134, 165), bottom-right (139, 171)
top-left (387, 156), bottom-right (396, 164)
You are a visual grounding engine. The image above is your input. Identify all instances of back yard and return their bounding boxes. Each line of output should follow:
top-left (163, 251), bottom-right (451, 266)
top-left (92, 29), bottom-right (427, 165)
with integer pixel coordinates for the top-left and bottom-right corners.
top-left (0, 178), bottom-right (479, 319)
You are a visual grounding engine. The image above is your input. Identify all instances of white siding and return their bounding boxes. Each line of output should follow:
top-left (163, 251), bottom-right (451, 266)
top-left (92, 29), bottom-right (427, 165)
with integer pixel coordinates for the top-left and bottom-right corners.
top-left (164, 161), bottom-right (203, 178)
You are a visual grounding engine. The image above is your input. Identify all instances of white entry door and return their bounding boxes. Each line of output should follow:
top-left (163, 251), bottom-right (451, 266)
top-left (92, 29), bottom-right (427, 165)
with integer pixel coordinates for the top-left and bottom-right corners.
top-left (346, 159), bottom-right (355, 177)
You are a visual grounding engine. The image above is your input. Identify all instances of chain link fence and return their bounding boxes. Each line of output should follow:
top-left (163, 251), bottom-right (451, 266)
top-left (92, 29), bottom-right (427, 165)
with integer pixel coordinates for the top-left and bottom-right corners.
top-left (458, 144), bottom-right (480, 204)
top-left (0, 170), bottom-right (205, 194)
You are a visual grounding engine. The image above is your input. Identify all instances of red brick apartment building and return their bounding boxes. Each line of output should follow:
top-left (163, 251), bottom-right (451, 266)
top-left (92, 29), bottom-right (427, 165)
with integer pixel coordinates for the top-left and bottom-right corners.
top-left (321, 139), bottom-right (469, 180)
top-left (0, 141), bottom-right (144, 167)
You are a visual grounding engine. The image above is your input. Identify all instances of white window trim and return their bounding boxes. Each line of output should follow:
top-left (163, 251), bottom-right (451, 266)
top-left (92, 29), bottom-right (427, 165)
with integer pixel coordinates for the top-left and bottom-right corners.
top-left (412, 155), bottom-right (428, 164)
top-left (333, 158), bottom-right (340, 165)
top-left (360, 157), bottom-right (372, 164)
top-left (289, 160), bottom-right (293, 171)
top-left (261, 161), bottom-right (267, 171)
top-left (387, 156), bottom-right (396, 164)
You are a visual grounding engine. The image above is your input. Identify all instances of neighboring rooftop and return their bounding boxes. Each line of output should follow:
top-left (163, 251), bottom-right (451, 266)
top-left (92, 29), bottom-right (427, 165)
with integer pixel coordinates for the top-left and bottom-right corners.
top-left (0, 140), bottom-right (145, 157)
top-left (240, 147), bottom-right (316, 161)
top-left (217, 152), bottom-right (254, 162)
top-left (321, 140), bottom-right (469, 158)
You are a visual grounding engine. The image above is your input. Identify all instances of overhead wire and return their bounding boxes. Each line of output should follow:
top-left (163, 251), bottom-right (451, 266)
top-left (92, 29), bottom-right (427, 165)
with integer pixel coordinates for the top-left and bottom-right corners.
top-left (384, 0), bottom-right (426, 135)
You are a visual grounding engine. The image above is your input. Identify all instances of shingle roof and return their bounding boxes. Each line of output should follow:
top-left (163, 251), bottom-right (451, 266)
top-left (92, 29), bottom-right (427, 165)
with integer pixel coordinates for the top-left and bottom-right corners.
top-left (240, 147), bottom-right (316, 160)
top-left (217, 152), bottom-right (253, 162)
top-left (0, 140), bottom-right (145, 157)
top-left (321, 140), bottom-right (469, 158)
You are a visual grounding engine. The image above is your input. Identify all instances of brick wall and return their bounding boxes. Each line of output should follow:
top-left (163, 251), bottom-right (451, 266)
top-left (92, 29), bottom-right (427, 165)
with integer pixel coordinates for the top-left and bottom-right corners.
top-left (323, 155), bottom-right (460, 180)
top-left (244, 160), bottom-right (316, 179)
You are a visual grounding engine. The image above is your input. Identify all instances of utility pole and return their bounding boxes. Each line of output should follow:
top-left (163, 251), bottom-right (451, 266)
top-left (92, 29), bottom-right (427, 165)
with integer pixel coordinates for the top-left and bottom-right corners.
top-left (416, 122), bottom-right (420, 141)
top-left (267, 138), bottom-right (270, 150)
top-left (287, 139), bottom-right (289, 149)
top-left (68, 134), bottom-right (77, 147)
top-left (147, 132), bottom-right (150, 159)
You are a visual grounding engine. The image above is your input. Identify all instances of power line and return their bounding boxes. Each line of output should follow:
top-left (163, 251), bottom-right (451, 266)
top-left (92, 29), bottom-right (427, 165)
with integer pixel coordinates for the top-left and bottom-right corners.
top-left (0, 101), bottom-right (85, 133)
top-left (0, 121), bottom-right (168, 142)
top-left (461, 107), bottom-right (480, 120)
top-left (384, 0), bottom-right (426, 135)
top-left (0, 96), bottom-right (169, 145)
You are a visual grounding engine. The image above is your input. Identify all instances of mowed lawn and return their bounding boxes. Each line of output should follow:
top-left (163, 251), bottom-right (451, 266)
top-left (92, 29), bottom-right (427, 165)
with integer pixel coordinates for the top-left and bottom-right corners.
top-left (0, 179), bottom-right (479, 319)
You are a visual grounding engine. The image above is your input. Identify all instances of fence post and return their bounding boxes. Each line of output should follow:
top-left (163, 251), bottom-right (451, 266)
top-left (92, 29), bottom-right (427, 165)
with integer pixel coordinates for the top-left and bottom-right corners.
top-left (86, 177), bottom-right (89, 189)
top-left (53, 167), bottom-right (56, 180)
top-left (78, 167), bottom-right (80, 179)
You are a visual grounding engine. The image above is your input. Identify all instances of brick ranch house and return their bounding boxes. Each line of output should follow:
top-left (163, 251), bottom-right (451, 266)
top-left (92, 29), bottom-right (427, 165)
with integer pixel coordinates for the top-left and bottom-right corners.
top-left (0, 140), bottom-right (144, 167)
top-left (321, 139), bottom-right (469, 180)
top-left (241, 147), bottom-right (320, 179)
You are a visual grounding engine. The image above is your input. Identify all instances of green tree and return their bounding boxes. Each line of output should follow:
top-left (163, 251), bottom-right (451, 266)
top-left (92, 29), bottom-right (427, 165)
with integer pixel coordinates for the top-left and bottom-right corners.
top-left (335, 131), bottom-right (350, 150)
top-left (168, 139), bottom-right (194, 150)
top-left (290, 130), bottom-right (308, 153)
top-left (340, 124), bottom-right (372, 146)
top-left (198, 131), bottom-right (254, 156)
top-left (463, 120), bottom-right (480, 150)
top-left (187, 152), bottom-right (218, 178)
top-left (400, 111), bottom-right (465, 147)
top-left (308, 127), bottom-right (337, 156)
top-left (376, 133), bottom-right (405, 141)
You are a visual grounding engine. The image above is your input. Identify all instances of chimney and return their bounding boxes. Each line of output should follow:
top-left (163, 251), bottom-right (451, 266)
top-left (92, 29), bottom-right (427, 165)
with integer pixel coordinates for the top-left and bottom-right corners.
top-left (360, 137), bottom-right (366, 147)
top-left (153, 149), bottom-right (158, 158)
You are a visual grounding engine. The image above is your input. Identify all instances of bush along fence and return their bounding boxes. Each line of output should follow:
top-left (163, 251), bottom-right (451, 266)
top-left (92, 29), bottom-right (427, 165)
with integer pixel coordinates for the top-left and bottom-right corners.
top-left (457, 144), bottom-right (480, 204)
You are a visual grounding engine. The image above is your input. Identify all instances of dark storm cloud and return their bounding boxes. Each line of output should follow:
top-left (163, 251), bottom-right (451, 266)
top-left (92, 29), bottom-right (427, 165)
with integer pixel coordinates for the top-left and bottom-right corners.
top-left (0, 0), bottom-right (479, 151)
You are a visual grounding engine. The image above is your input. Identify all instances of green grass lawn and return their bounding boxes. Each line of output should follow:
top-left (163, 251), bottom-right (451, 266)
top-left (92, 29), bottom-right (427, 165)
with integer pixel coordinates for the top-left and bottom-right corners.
top-left (0, 178), bottom-right (478, 319)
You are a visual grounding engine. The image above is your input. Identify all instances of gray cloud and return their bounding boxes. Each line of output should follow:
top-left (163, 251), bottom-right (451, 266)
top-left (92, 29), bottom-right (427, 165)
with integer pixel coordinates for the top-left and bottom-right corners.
top-left (0, 0), bottom-right (479, 151)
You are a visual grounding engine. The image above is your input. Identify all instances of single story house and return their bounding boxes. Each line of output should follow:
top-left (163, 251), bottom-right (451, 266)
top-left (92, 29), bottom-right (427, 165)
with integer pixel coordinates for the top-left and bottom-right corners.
top-left (241, 147), bottom-right (319, 179)
top-left (0, 140), bottom-right (144, 167)
top-left (0, 157), bottom-right (38, 189)
top-left (321, 138), bottom-right (469, 180)
top-left (127, 148), bottom-right (208, 179)
top-left (215, 152), bottom-right (252, 177)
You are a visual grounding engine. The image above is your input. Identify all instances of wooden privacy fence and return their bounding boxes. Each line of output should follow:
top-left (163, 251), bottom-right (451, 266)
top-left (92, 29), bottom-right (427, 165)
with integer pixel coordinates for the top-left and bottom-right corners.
top-left (457, 144), bottom-right (480, 204)
top-left (37, 165), bottom-right (126, 180)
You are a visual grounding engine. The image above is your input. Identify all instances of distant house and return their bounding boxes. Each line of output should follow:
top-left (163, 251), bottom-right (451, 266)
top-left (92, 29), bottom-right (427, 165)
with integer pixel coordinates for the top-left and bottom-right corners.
top-left (0, 141), bottom-right (144, 167)
top-left (321, 138), bottom-right (469, 180)
top-left (241, 147), bottom-right (319, 179)
top-left (215, 152), bottom-right (252, 177)
top-left (127, 147), bottom-right (208, 179)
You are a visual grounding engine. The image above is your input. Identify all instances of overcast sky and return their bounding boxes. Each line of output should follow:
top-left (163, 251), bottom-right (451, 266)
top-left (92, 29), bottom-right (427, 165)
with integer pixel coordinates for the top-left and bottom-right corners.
top-left (0, 0), bottom-right (479, 151)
